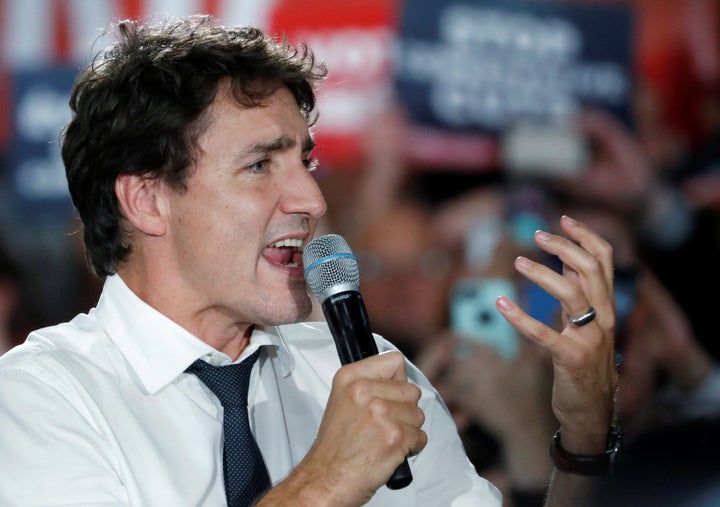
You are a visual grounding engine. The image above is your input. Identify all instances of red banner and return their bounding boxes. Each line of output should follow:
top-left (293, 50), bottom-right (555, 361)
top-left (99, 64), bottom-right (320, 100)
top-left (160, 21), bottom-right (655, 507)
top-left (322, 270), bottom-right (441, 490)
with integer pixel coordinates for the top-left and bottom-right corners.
top-left (269, 0), bottom-right (399, 170)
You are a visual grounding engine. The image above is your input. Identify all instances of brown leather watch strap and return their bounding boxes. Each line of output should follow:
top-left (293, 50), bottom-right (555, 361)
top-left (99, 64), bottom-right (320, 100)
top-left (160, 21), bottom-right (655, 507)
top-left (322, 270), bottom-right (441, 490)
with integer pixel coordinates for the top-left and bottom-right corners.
top-left (550, 426), bottom-right (622, 476)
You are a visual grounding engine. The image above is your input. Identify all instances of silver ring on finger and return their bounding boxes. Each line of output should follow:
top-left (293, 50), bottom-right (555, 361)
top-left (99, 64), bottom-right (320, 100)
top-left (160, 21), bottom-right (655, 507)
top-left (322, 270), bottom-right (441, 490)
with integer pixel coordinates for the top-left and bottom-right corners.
top-left (568, 307), bottom-right (596, 327)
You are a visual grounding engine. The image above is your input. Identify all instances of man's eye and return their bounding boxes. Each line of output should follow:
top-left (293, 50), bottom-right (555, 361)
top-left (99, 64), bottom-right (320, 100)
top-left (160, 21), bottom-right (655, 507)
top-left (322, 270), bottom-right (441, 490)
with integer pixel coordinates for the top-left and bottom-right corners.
top-left (248, 160), bottom-right (267, 172)
top-left (304, 157), bottom-right (319, 172)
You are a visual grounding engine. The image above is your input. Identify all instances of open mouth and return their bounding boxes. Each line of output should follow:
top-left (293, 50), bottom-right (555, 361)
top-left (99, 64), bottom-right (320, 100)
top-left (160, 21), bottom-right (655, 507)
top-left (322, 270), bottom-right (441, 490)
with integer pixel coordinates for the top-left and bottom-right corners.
top-left (265, 238), bottom-right (304, 268)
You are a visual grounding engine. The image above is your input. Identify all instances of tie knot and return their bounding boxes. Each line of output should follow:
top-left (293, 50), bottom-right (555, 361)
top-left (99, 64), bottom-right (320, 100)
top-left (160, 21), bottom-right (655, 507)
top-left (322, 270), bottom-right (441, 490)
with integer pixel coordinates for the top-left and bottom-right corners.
top-left (186, 349), bottom-right (261, 407)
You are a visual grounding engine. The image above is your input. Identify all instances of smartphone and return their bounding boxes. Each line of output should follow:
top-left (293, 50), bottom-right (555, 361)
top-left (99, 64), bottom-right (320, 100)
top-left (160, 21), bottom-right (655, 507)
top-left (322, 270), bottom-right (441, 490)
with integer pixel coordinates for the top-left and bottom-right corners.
top-left (450, 277), bottom-right (519, 360)
top-left (501, 121), bottom-right (588, 177)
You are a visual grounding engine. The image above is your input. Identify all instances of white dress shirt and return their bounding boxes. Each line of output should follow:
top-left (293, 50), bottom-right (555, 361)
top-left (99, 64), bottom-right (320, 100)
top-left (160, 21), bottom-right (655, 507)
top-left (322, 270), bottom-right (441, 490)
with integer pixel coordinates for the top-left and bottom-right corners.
top-left (0, 274), bottom-right (502, 506)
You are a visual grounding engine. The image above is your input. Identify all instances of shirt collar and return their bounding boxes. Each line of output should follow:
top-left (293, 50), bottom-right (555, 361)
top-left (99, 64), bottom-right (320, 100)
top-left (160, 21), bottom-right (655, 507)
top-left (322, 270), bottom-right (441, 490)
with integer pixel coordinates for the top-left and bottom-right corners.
top-left (95, 274), bottom-right (294, 394)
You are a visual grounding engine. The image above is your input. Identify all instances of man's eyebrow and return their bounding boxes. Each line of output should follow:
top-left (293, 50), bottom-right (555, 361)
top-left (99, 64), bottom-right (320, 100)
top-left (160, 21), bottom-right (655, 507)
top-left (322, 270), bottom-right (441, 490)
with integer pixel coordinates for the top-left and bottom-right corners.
top-left (242, 135), bottom-right (315, 155)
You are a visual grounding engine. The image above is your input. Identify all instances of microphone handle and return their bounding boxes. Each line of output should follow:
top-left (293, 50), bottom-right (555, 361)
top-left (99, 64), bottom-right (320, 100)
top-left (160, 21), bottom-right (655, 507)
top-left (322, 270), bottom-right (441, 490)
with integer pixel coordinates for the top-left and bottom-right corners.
top-left (322, 291), bottom-right (413, 490)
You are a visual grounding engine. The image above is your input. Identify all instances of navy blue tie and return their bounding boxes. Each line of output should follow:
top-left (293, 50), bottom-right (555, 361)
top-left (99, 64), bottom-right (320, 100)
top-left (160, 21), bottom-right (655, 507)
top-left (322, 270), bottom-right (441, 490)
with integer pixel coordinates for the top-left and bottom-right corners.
top-left (186, 349), bottom-right (270, 506)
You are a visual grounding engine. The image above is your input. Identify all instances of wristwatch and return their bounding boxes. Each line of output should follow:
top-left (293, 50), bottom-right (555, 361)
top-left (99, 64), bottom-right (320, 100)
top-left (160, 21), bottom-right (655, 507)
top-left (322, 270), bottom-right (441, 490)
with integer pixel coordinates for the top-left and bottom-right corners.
top-left (550, 426), bottom-right (621, 475)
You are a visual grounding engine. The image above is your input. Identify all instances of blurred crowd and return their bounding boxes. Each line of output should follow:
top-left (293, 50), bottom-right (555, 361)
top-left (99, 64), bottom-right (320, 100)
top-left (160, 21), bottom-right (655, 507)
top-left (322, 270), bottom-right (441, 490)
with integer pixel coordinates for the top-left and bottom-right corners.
top-left (309, 98), bottom-right (720, 505)
top-left (2, 0), bottom-right (720, 506)
top-left (307, 1), bottom-right (720, 504)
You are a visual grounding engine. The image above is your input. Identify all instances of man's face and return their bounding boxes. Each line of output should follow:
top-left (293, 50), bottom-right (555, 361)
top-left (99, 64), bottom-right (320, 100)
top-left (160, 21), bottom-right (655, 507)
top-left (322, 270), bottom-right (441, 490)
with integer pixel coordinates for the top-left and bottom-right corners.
top-left (161, 84), bottom-right (326, 329)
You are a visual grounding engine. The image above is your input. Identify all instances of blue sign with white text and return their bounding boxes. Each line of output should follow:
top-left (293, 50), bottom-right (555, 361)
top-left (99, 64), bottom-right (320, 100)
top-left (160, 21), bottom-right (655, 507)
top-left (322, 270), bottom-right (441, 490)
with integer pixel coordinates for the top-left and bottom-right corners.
top-left (4, 68), bottom-right (76, 222)
top-left (393, 0), bottom-right (635, 133)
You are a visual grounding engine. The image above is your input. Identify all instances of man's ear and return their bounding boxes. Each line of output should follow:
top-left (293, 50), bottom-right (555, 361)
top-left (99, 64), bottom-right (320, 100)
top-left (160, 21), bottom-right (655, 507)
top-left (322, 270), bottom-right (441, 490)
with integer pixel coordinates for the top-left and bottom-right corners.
top-left (115, 174), bottom-right (167, 237)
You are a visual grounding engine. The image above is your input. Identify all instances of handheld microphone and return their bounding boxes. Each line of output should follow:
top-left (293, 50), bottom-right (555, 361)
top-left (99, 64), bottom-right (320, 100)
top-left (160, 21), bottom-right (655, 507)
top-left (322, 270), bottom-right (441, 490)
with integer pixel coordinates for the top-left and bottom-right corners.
top-left (303, 233), bottom-right (413, 490)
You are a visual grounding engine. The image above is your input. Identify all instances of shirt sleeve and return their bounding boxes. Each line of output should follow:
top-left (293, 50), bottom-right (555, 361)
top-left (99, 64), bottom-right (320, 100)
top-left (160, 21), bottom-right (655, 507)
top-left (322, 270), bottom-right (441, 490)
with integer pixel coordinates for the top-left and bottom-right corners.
top-left (406, 362), bottom-right (504, 506)
top-left (0, 368), bottom-right (129, 506)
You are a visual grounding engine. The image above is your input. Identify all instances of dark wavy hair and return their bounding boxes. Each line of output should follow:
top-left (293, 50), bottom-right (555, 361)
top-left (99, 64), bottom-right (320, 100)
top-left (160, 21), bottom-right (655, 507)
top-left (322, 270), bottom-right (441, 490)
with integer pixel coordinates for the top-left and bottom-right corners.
top-left (61, 15), bottom-right (327, 277)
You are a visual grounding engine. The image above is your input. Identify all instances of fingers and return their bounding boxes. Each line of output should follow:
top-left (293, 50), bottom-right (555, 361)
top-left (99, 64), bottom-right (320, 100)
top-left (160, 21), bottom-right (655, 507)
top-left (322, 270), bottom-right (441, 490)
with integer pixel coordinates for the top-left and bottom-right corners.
top-left (316, 351), bottom-right (427, 491)
top-left (333, 365), bottom-right (424, 427)
top-left (558, 215), bottom-right (614, 288)
top-left (496, 215), bottom-right (616, 357)
top-left (496, 294), bottom-right (558, 349)
top-left (334, 350), bottom-right (411, 385)
top-left (333, 352), bottom-right (425, 443)
top-left (497, 215), bottom-right (618, 436)
top-left (523, 216), bottom-right (614, 330)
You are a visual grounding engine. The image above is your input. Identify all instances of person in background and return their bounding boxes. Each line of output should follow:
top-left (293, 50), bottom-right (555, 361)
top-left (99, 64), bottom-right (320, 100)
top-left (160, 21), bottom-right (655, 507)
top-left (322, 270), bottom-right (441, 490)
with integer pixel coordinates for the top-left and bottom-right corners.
top-left (0, 15), bottom-right (619, 506)
top-left (351, 198), bottom-right (456, 361)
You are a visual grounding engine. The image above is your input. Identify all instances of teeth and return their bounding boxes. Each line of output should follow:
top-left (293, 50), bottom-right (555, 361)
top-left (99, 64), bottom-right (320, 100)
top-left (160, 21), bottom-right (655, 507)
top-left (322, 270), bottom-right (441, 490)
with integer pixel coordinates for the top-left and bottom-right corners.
top-left (269, 238), bottom-right (303, 248)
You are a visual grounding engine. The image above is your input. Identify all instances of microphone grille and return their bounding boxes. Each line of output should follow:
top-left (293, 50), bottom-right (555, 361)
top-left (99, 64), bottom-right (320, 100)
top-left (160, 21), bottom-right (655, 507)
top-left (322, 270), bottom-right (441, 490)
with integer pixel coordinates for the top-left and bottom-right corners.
top-left (303, 234), bottom-right (360, 302)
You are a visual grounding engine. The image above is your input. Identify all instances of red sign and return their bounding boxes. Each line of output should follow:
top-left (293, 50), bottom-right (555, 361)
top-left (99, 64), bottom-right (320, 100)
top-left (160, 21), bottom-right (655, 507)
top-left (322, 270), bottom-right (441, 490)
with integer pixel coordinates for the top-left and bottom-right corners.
top-left (269, 0), bottom-right (399, 170)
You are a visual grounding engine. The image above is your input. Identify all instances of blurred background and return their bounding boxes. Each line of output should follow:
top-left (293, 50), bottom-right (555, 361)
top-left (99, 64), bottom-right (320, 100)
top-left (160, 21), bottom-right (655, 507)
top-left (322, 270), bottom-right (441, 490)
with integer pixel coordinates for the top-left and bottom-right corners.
top-left (1, 0), bottom-right (720, 505)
